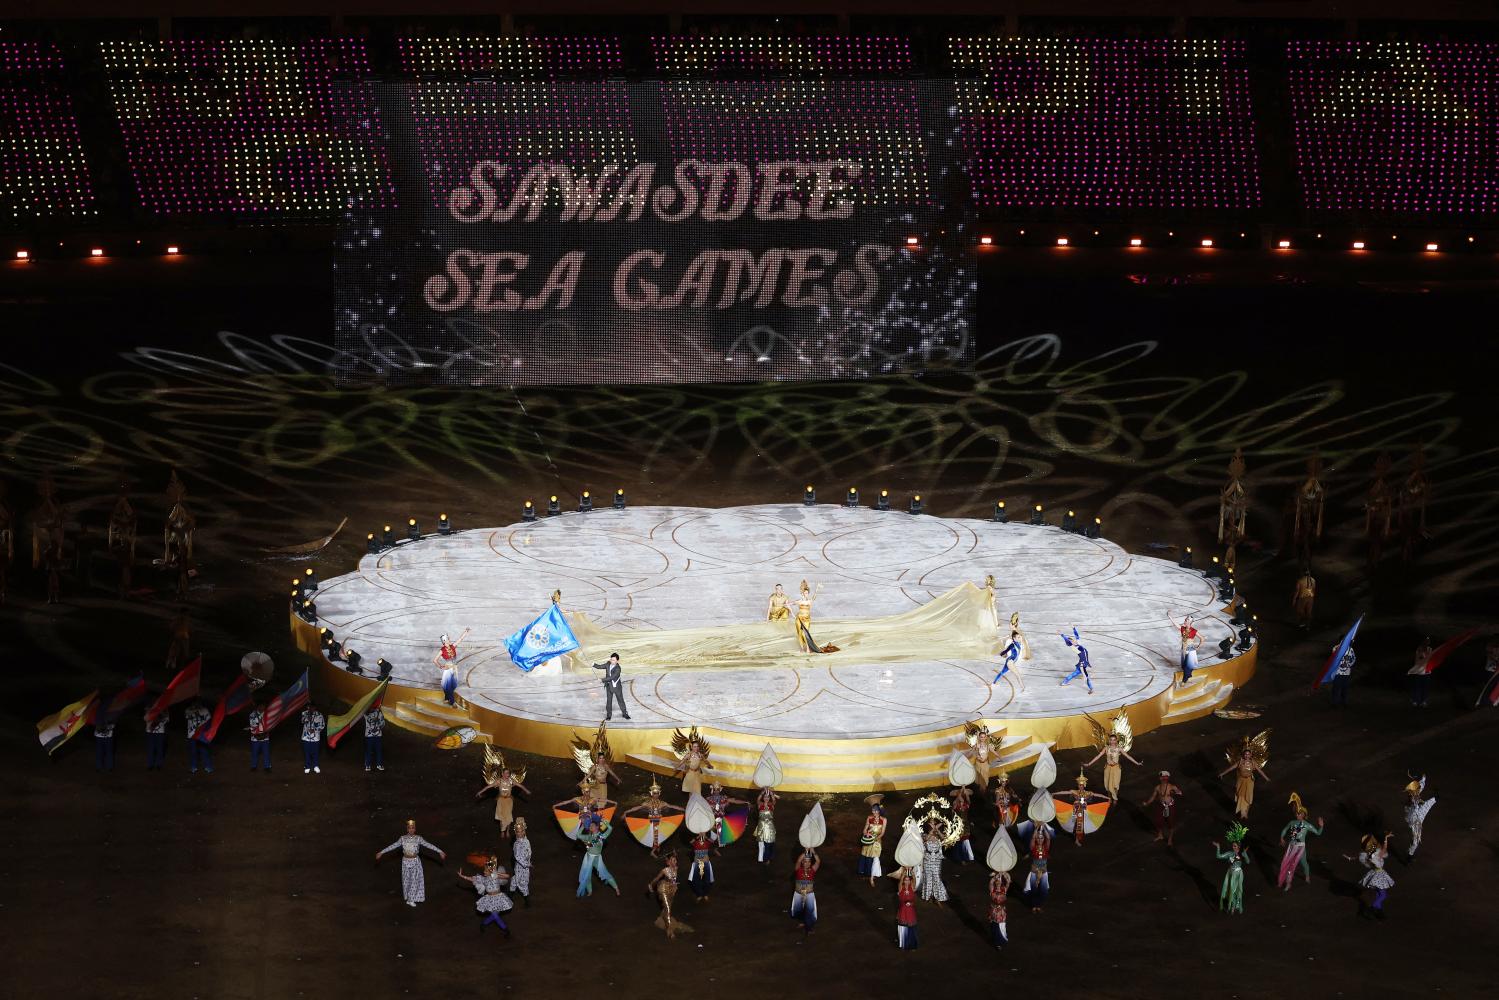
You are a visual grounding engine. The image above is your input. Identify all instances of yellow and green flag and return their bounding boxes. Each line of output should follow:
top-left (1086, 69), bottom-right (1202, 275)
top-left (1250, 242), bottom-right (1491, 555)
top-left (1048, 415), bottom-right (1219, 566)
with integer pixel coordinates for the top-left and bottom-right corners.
top-left (327, 678), bottom-right (388, 749)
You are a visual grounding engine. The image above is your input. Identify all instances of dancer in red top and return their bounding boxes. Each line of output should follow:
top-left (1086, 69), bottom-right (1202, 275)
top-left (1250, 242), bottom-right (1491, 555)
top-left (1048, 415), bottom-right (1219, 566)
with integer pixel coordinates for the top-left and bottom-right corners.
top-left (896, 871), bottom-right (918, 950)
top-left (433, 628), bottom-right (471, 706)
top-left (988, 871), bottom-right (1011, 949)
top-left (790, 847), bottom-right (820, 932)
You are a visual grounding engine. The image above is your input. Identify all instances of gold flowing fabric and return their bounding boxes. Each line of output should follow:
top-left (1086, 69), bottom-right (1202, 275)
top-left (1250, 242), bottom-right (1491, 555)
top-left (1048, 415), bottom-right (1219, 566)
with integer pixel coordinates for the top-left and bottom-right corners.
top-left (566, 582), bottom-right (999, 672)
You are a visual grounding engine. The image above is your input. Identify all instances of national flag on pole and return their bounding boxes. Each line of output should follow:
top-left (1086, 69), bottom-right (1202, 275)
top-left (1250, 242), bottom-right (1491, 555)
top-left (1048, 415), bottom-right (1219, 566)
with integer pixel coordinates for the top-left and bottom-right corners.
top-left (255, 669), bottom-right (310, 735)
top-left (504, 603), bottom-right (580, 672)
top-left (146, 656), bottom-right (202, 723)
top-left (1422, 627), bottom-right (1480, 675)
top-left (1315, 615), bottom-right (1364, 690)
top-left (193, 674), bottom-right (255, 743)
top-left (37, 690), bottom-right (100, 755)
top-left (94, 675), bottom-right (147, 728)
top-left (327, 678), bottom-right (388, 749)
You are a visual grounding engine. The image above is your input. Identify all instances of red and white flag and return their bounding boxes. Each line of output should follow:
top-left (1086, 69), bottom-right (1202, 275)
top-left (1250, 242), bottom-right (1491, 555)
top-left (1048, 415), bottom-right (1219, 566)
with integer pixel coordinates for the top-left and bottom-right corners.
top-left (145, 656), bottom-right (202, 723)
top-left (255, 670), bottom-right (309, 735)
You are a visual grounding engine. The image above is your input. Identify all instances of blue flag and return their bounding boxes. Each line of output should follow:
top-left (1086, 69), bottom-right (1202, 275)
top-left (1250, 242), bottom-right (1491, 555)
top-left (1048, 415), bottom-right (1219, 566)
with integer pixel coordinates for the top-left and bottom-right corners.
top-left (1316, 615), bottom-right (1364, 689)
top-left (505, 604), bottom-right (580, 672)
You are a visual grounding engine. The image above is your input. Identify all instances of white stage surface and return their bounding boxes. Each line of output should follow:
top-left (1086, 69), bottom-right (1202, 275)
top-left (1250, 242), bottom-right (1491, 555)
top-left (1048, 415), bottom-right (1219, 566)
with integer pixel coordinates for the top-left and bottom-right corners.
top-left (312, 505), bottom-right (1241, 746)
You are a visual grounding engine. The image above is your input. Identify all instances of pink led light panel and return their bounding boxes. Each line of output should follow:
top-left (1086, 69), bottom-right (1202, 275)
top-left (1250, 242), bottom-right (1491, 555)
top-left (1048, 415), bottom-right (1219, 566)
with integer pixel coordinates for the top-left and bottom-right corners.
top-left (100, 39), bottom-right (395, 216)
top-left (397, 37), bottom-right (624, 76)
top-left (949, 38), bottom-right (1261, 209)
top-left (0, 42), bottom-right (95, 220)
top-left (650, 36), bottom-right (913, 76)
top-left (1288, 41), bottom-right (1499, 214)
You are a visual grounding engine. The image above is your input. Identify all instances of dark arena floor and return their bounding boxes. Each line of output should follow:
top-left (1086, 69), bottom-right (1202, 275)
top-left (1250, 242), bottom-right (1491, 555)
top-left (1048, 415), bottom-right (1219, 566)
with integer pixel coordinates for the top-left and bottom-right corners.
top-left (3, 246), bottom-right (1497, 1000)
top-left (3, 14), bottom-right (1499, 997)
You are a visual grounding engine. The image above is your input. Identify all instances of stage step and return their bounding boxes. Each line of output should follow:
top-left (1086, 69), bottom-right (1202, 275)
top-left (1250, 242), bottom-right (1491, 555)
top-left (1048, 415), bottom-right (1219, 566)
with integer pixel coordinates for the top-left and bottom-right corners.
top-left (1163, 679), bottom-right (1235, 722)
top-left (388, 695), bottom-right (493, 744)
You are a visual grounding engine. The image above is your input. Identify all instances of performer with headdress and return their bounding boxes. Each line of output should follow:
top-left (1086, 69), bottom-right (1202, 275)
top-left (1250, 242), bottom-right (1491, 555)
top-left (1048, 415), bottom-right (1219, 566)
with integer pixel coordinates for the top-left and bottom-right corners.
top-left (671, 726), bottom-right (711, 796)
top-left (896, 870), bottom-right (919, 949)
top-left (1219, 448), bottom-right (1249, 570)
top-left (792, 580), bottom-right (839, 653)
top-left (948, 784), bottom-right (976, 862)
top-left (766, 583), bottom-right (791, 623)
top-left (1348, 832), bottom-right (1395, 917)
top-left (988, 871), bottom-right (1012, 949)
top-left (1054, 770), bottom-right (1110, 846)
top-left (704, 779), bottom-right (750, 849)
top-left (647, 854), bottom-right (693, 939)
top-left (964, 720), bottom-right (1004, 790)
top-left (510, 817), bottom-right (532, 904)
top-left (919, 819), bottom-right (951, 903)
top-left (1408, 638), bottom-right (1435, 708)
top-left (982, 574), bottom-right (999, 631)
top-left (1142, 771), bottom-right (1183, 847)
top-left (686, 830), bottom-right (715, 900)
top-left (375, 819), bottom-right (446, 907)
top-left (1059, 629), bottom-right (1094, 693)
top-left (433, 628), bottom-right (471, 707)
top-left (572, 724), bottom-right (620, 809)
top-left (1403, 775), bottom-right (1436, 858)
top-left (859, 796), bottom-right (888, 884)
top-left (474, 747), bottom-right (529, 838)
top-left (457, 856), bottom-right (513, 937)
top-left (993, 772), bottom-right (1019, 831)
top-left (754, 784), bottom-right (778, 863)
top-left (1292, 455), bottom-right (1327, 562)
top-left (1218, 730), bottom-right (1271, 819)
top-left (1084, 712), bottom-right (1141, 801)
top-left (1169, 615), bottom-right (1203, 686)
top-left (1214, 823), bottom-right (1251, 914)
top-left (575, 816), bottom-right (621, 898)
top-left (624, 780), bottom-right (684, 857)
top-left (1277, 793), bottom-right (1324, 891)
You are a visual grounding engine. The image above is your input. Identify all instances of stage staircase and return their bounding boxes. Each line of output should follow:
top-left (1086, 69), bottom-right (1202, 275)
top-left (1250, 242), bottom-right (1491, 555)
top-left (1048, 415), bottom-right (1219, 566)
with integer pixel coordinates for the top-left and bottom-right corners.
top-left (1162, 675), bottom-right (1235, 723)
top-left (387, 691), bottom-right (494, 744)
top-left (625, 722), bottom-right (1051, 793)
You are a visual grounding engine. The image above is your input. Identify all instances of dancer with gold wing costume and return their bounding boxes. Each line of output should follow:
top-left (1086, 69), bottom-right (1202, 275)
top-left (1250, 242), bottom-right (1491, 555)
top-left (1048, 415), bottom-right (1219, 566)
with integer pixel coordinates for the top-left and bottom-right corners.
top-left (474, 746), bottom-right (529, 838)
top-left (623, 780), bottom-right (685, 857)
top-left (1083, 712), bottom-right (1142, 801)
top-left (1218, 730), bottom-right (1271, 819)
top-left (964, 720), bottom-right (1005, 791)
top-left (554, 725), bottom-right (618, 838)
top-left (671, 726), bottom-right (712, 796)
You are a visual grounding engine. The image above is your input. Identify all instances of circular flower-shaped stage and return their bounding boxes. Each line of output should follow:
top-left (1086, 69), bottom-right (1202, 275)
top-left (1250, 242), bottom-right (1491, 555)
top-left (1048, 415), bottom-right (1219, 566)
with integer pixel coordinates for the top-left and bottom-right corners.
top-left (297, 505), bottom-right (1254, 791)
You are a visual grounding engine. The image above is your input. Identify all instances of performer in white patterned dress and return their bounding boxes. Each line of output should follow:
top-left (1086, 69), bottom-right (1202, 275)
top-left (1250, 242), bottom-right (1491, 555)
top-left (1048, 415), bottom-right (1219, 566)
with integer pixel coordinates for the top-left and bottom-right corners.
top-left (375, 819), bottom-right (446, 906)
top-left (510, 817), bottom-right (533, 904)
top-left (457, 857), bottom-right (513, 936)
top-left (1403, 775), bottom-right (1437, 858)
top-left (919, 821), bottom-right (949, 903)
top-left (1348, 832), bottom-right (1396, 917)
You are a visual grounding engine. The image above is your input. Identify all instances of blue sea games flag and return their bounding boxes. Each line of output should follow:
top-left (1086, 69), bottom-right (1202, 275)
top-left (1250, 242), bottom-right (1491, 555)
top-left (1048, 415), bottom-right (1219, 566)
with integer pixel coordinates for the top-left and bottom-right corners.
top-left (1315, 615), bottom-right (1364, 690)
top-left (504, 603), bottom-right (580, 672)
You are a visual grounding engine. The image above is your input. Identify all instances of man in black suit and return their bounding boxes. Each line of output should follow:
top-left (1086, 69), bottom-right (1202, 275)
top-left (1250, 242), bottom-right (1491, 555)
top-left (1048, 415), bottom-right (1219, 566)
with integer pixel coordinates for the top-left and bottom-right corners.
top-left (592, 652), bottom-right (631, 720)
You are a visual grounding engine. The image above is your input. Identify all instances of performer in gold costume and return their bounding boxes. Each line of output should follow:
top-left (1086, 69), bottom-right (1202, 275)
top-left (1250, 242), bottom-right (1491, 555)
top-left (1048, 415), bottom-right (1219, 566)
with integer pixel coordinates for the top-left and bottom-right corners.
top-left (671, 726), bottom-right (711, 796)
top-left (647, 854), bottom-right (692, 939)
top-left (766, 584), bottom-right (791, 623)
top-left (983, 574), bottom-right (999, 630)
top-left (1218, 731), bottom-right (1271, 819)
top-left (1084, 712), bottom-right (1141, 802)
top-left (793, 580), bottom-right (835, 653)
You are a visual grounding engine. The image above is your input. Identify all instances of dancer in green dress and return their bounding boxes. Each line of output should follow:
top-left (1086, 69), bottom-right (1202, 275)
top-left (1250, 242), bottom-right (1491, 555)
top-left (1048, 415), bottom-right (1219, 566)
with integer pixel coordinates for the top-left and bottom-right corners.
top-left (1213, 823), bottom-right (1250, 914)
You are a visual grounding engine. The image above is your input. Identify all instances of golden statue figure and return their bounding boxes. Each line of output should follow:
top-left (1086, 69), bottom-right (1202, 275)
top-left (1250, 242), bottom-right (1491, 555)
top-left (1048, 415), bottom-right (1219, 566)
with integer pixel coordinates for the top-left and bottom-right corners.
top-left (1291, 456), bottom-right (1326, 562)
top-left (766, 583), bottom-right (790, 623)
top-left (1398, 447), bottom-right (1429, 561)
top-left (108, 481), bottom-right (138, 598)
top-left (1218, 449), bottom-right (1249, 570)
top-left (1218, 730), bottom-right (1271, 819)
top-left (1291, 568), bottom-right (1316, 629)
top-left (1364, 453), bottom-right (1394, 565)
top-left (163, 470), bottom-right (196, 597)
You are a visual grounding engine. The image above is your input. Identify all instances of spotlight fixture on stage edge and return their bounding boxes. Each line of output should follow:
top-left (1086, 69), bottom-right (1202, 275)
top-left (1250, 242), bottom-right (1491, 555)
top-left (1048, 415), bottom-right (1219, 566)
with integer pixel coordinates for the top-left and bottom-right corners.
top-left (547, 495), bottom-right (561, 516)
top-left (302, 568), bottom-right (316, 594)
top-left (993, 500), bottom-right (1007, 523)
top-left (407, 518), bottom-right (420, 542)
top-left (382, 524), bottom-right (394, 548)
top-left (1086, 516), bottom-right (1101, 539)
top-left (579, 491), bottom-right (592, 513)
top-left (1178, 546), bottom-right (1193, 569)
top-left (1030, 504), bottom-right (1045, 526)
top-left (876, 489), bottom-right (889, 512)
top-left (803, 485), bottom-right (816, 506)
top-left (376, 658), bottom-right (394, 679)
top-left (909, 494), bottom-right (923, 515)
top-left (367, 532), bottom-right (378, 554)
top-left (1062, 509), bottom-right (1077, 533)
top-left (345, 650), bottom-right (363, 674)
top-left (614, 489), bottom-right (626, 510)
top-left (439, 513), bottom-right (451, 535)
top-left (523, 500), bottom-right (536, 522)
top-left (845, 488), bottom-right (859, 508)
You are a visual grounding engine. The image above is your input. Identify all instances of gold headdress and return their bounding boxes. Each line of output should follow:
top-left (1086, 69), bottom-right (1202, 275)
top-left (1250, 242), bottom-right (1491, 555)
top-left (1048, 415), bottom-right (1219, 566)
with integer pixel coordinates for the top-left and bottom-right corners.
top-left (571, 722), bottom-right (612, 775)
top-left (1361, 834), bottom-right (1381, 854)
top-left (1225, 729), bottom-right (1271, 769)
top-left (963, 720), bottom-right (1004, 754)
top-left (903, 793), bottom-right (963, 848)
top-left (649, 779), bottom-right (662, 796)
top-left (482, 745), bottom-right (525, 786)
top-left (670, 725), bottom-right (711, 766)
top-left (1404, 774), bottom-right (1426, 797)
top-left (1075, 769), bottom-right (1089, 789)
top-left (799, 579), bottom-right (810, 594)
top-left (1288, 791), bottom-right (1307, 817)
top-left (1087, 710), bottom-right (1133, 753)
